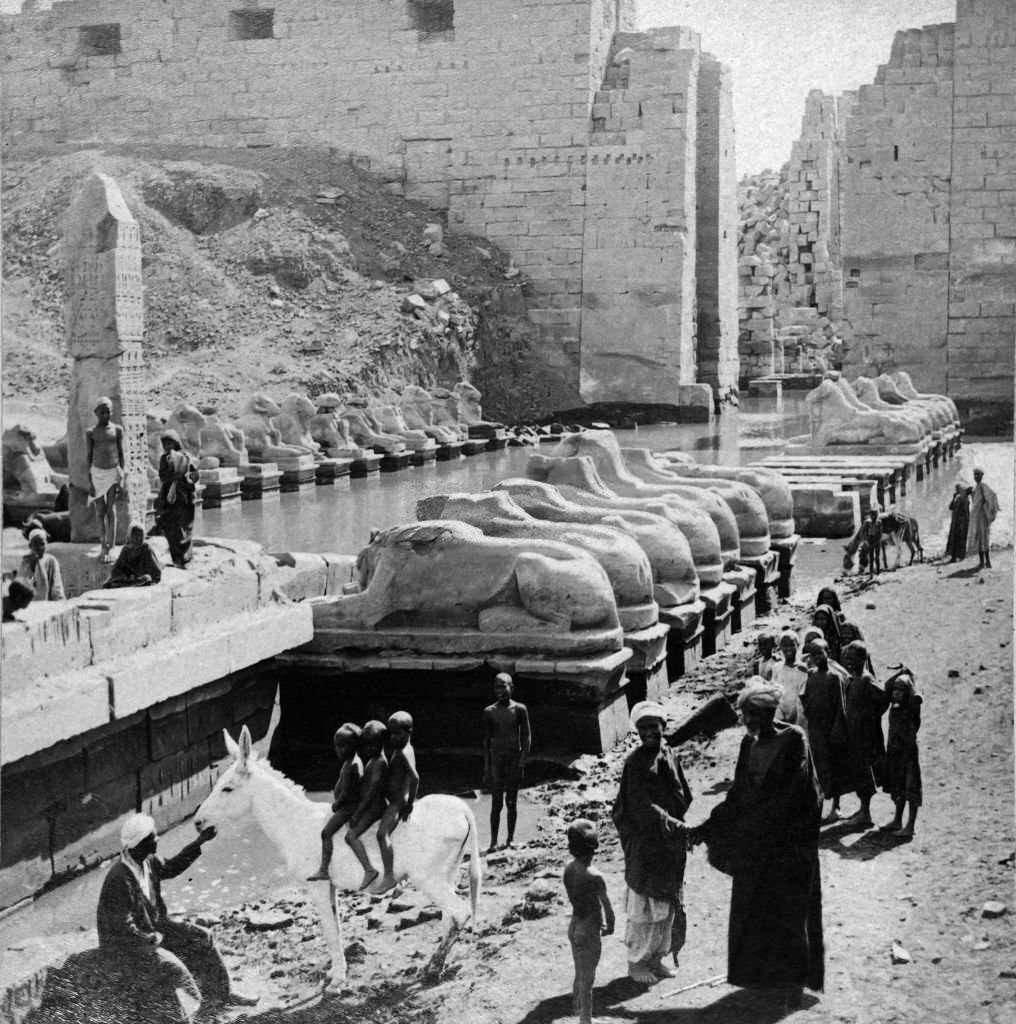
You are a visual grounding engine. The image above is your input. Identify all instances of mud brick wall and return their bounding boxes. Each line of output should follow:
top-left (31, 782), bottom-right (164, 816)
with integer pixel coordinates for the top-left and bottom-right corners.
top-left (695, 55), bottom-right (739, 395)
top-left (947, 0), bottom-right (1016, 411)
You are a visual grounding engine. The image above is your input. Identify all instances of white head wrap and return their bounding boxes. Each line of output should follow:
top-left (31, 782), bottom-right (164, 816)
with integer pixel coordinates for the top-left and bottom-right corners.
top-left (27, 529), bottom-right (47, 545)
top-left (120, 812), bottom-right (156, 850)
top-left (630, 700), bottom-right (667, 731)
top-left (736, 678), bottom-right (784, 711)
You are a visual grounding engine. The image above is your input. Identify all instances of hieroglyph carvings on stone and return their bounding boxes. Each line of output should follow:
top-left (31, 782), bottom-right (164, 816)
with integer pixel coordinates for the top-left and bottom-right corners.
top-left (65, 173), bottom-right (148, 542)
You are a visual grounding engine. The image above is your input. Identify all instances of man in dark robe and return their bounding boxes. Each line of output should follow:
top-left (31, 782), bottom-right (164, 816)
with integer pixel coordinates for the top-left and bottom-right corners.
top-left (690, 680), bottom-right (824, 1007)
top-left (946, 482), bottom-right (971, 562)
top-left (612, 700), bottom-right (693, 985)
top-left (156, 430), bottom-right (199, 569)
top-left (839, 640), bottom-right (890, 828)
top-left (97, 813), bottom-right (257, 1022)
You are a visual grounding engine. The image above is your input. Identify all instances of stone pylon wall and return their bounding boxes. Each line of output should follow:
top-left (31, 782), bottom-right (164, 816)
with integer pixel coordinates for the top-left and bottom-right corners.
top-left (695, 55), bottom-right (739, 397)
top-left (1, 0), bottom-right (735, 413)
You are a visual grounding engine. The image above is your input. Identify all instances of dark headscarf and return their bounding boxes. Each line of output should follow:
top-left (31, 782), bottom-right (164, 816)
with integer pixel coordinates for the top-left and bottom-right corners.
top-left (160, 429), bottom-right (183, 451)
top-left (816, 587), bottom-right (841, 613)
top-left (812, 603), bottom-right (842, 660)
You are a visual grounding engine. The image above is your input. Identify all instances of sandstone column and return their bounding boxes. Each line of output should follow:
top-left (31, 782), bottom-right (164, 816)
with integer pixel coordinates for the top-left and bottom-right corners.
top-left (65, 173), bottom-right (149, 543)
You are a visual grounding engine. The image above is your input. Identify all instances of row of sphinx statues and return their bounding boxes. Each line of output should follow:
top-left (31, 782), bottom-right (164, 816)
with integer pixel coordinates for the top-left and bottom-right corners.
top-left (805, 371), bottom-right (959, 447)
top-left (148, 382), bottom-right (504, 469)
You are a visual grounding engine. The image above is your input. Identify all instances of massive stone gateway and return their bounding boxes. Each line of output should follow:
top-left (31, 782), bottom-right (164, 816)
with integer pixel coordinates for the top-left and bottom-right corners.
top-left (0, 0), bottom-right (739, 413)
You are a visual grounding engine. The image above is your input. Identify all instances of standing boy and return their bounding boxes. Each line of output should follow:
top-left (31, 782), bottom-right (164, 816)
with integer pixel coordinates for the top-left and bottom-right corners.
top-left (482, 673), bottom-right (532, 852)
top-left (563, 818), bottom-right (615, 1024)
top-left (86, 397), bottom-right (125, 564)
top-left (307, 723), bottom-right (363, 882)
top-left (344, 720), bottom-right (389, 891)
top-left (369, 711), bottom-right (419, 894)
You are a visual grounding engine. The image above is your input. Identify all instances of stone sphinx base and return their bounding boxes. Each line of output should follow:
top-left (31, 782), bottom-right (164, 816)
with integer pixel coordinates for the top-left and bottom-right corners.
top-left (737, 549), bottom-right (782, 615)
top-left (699, 581), bottom-right (736, 658)
top-left (410, 446), bottom-right (438, 467)
top-left (769, 535), bottom-right (800, 600)
top-left (271, 647), bottom-right (635, 771)
top-left (349, 452), bottom-right (383, 477)
top-left (274, 455), bottom-right (318, 491)
top-left (462, 439), bottom-right (490, 456)
top-left (724, 565), bottom-right (758, 633)
top-left (435, 441), bottom-right (464, 461)
top-left (379, 451), bottom-right (413, 473)
top-left (239, 462), bottom-right (282, 500)
top-left (198, 466), bottom-right (241, 508)
top-left (659, 599), bottom-right (705, 681)
top-left (622, 622), bottom-right (671, 707)
top-left (314, 457), bottom-right (352, 485)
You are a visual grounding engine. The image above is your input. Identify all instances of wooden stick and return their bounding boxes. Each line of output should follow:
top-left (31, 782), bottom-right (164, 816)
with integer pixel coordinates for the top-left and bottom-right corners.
top-left (658, 972), bottom-right (727, 999)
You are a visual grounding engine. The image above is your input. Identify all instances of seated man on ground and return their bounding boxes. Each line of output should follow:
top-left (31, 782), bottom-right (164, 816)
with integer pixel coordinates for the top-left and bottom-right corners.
top-left (97, 813), bottom-right (257, 1023)
top-left (103, 522), bottom-right (163, 588)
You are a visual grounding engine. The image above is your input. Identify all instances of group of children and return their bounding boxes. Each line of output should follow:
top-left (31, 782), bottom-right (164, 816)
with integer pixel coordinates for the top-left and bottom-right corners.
top-left (307, 710), bottom-right (419, 895)
top-left (752, 585), bottom-right (923, 839)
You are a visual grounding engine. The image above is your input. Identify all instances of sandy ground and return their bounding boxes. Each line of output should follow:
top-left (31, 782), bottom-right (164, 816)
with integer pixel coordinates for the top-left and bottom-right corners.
top-left (31, 546), bottom-right (1006, 1024)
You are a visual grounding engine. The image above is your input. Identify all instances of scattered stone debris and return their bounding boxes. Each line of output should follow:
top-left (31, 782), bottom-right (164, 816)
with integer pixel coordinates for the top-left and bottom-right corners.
top-left (891, 942), bottom-right (912, 964)
top-left (982, 901), bottom-right (1008, 919)
top-left (244, 909), bottom-right (294, 931)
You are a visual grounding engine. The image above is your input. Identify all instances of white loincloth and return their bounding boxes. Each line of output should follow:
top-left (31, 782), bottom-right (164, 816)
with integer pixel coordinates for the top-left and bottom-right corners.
top-left (88, 465), bottom-right (122, 505)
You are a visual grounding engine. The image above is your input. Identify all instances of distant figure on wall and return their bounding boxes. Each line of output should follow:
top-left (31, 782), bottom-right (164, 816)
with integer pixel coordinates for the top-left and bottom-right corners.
top-left (967, 468), bottom-right (1000, 570)
top-left (86, 397), bottom-right (125, 564)
top-left (945, 481), bottom-right (971, 563)
top-left (156, 430), bottom-right (200, 569)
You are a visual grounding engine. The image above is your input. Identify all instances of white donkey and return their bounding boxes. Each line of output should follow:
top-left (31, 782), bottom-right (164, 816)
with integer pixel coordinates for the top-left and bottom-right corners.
top-left (194, 727), bottom-right (482, 990)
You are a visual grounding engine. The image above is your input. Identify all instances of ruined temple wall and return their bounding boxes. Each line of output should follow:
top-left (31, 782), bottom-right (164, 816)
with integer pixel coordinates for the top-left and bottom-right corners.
top-left (695, 56), bottom-right (739, 395)
top-left (839, 22), bottom-right (957, 390)
top-left (947, 0), bottom-right (1016, 407)
top-left (578, 29), bottom-right (702, 404)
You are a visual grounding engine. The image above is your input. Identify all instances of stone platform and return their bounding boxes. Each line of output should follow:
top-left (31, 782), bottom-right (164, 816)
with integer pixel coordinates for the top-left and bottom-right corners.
top-left (379, 451), bottom-right (413, 472)
top-left (724, 565), bottom-right (757, 633)
top-left (435, 442), bottom-right (464, 461)
top-left (198, 466), bottom-right (242, 508)
top-left (315, 457), bottom-right (352, 484)
top-left (462, 439), bottom-right (490, 456)
top-left (738, 550), bottom-right (781, 615)
top-left (699, 581), bottom-right (735, 658)
top-left (271, 647), bottom-right (635, 772)
top-left (239, 462), bottom-right (282, 500)
top-left (621, 622), bottom-right (671, 706)
top-left (410, 447), bottom-right (438, 466)
top-left (349, 452), bottom-right (383, 477)
top-left (659, 601), bottom-right (705, 681)
top-left (276, 455), bottom-right (318, 491)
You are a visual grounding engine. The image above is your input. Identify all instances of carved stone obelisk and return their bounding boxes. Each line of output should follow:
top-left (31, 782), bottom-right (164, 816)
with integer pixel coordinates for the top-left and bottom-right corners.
top-left (65, 173), bottom-right (149, 543)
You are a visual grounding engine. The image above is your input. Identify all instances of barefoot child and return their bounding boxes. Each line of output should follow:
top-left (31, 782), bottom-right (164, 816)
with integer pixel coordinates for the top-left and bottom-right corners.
top-left (881, 668), bottom-right (922, 838)
top-left (344, 720), bottom-right (388, 890)
top-left (563, 819), bottom-right (615, 1024)
top-left (752, 634), bottom-right (780, 681)
top-left (482, 672), bottom-right (532, 852)
top-left (307, 723), bottom-right (363, 881)
top-left (369, 711), bottom-right (419, 894)
top-left (86, 397), bottom-right (125, 564)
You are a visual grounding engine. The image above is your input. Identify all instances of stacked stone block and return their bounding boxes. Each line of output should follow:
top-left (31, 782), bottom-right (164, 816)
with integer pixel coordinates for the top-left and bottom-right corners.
top-left (1, 0), bottom-right (736, 415)
top-left (695, 55), bottom-right (739, 397)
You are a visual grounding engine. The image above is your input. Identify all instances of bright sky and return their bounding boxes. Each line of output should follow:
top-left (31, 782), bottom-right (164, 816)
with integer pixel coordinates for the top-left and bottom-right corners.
top-left (640, 0), bottom-right (958, 176)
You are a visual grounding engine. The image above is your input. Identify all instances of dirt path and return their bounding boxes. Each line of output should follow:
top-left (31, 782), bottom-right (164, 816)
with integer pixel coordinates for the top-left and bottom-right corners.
top-left (174, 549), bottom-right (1013, 1024)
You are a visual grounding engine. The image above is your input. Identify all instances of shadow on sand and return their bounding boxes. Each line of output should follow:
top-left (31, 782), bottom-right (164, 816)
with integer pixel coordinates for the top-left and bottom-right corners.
top-left (819, 821), bottom-right (912, 861)
top-left (514, 976), bottom-right (820, 1024)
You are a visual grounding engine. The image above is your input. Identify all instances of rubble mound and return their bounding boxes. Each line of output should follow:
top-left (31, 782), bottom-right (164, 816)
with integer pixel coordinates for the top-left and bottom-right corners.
top-left (2, 144), bottom-right (574, 424)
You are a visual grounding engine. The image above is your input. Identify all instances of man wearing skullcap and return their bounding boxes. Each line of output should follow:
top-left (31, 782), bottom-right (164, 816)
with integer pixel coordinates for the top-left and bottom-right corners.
top-left (17, 529), bottom-right (64, 601)
top-left (800, 639), bottom-right (850, 823)
top-left (156, 430), bottom-right (200, 568)
top-left (97, 813), bottom-right (257, 1020)
top-left (967, 467), bottom-right (1000, 570)
top-left (611, 701), bottom-right (693, 985)
top-left (839, 641), bottom-right (890, 829)
top-left (86, 396), bottom-right (125, 564)
top-left (689, 681), bottom-right (824, 1006)
top-left (103, 522), bottom-right (163, 588)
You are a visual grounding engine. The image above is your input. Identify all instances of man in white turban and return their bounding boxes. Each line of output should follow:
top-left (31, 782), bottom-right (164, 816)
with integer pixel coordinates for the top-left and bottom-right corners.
top-left (17, 528), bottom-right (64, 601)
top-left (967, 467), bottom-right (1000, 570)
top-left (96, 813), bottom-right (257, 1020)
top-left (611, 700), bottom-right (693, 985)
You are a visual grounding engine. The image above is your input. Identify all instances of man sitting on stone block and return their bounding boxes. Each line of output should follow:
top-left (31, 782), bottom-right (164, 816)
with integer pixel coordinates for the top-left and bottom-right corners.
top-left (103, 522), bottom-right (163, 588)
top-left (18, 529), bottom-right (65, 601)
top-left (97, 813), bottom-right (258, 1022)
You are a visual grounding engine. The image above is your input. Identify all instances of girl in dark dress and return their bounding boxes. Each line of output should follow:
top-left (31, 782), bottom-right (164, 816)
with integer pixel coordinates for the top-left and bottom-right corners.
top-left (880, 668), bottom-right (922, 838)
top-left (946, 483), bottom-right (971, 562)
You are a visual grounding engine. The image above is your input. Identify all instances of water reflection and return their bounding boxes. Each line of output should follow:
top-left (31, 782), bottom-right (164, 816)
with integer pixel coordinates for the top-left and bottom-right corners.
top-left (196, 396), bottom-right (1012, 560)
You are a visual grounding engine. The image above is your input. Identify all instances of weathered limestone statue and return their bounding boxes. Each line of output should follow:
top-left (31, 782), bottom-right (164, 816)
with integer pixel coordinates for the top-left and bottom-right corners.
top-left (829, 375), bottom-right (925, 439)
top-left (888, 371), bottom-right (959, 426)
top-left (492, 478), bottom-right (700, 608)
top-left (339, 397), bottom-right (407, 454)
top-left (429, 386), bottom-right (468, 440)
top-left (400, 385), bottom-right (461, 444)
top-left (312, 520), bottom-right (623, 656)
top-left (609, 444), bottom-right (772, 559)
top-left (166, 404), bottom-right (207, 461)
top-left (453, 381), bottom-right (505, 439)
top-left (853, 377), bottom-right (936, 435)
top-left (526, 452), bottom-right (724, 586)
top-left (42, 434), bottom-right (69, 472)
top-left (371, 402), bottom-right (437, 452)
top-left (626, 449), bottom-right (796, 541)
top-left (872, 375), bottom-right (909, 406)
top-left (198, 406), bottom-right (249, 467)
top-left (417, 491), bottom-right (658, 632)
top-left (236, 394), bottom-right (316, 461)
top-left (65, 173), bottom-right (149, 542)
top-left (310, 394), bottom-right (365, 458)
top-left (2, 425), bottom-right (63, 512)
top-left (547, 431), bottom-right (747, 565)
top-left (275, 395), bottom-right (327, 459)
top-left (805, 378), bottom-right (924, 446)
